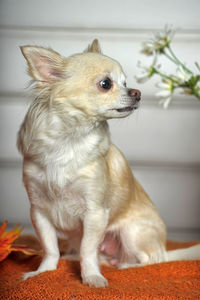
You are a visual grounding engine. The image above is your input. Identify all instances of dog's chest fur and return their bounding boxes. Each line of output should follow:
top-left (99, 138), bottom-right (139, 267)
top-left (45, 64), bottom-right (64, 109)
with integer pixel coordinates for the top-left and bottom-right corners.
top-left (21, 117), bottom-right (110, 231)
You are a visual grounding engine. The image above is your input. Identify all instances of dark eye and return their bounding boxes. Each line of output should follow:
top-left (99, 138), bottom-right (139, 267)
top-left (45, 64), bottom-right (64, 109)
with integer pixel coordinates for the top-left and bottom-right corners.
top-left (99, 77), bottom-right (112, 90)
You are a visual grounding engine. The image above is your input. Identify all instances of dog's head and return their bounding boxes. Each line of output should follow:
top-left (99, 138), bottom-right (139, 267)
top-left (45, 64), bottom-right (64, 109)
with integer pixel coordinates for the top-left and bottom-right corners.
top-left (21, 40), bottom-right (141, 121)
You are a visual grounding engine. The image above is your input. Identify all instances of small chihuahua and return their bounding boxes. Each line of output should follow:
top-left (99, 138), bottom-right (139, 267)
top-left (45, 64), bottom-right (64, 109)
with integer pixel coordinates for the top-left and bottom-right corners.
top-left (18, 40), bottom-right (200, 287)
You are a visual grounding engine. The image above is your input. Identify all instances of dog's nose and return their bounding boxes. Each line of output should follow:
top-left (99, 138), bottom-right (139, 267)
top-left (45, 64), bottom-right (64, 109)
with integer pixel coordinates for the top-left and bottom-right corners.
top-left (128, 89), bottom-right (141, 101)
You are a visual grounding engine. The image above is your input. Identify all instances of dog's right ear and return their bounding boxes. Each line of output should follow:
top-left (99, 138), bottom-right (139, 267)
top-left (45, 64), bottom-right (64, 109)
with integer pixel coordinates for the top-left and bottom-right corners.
top-left (20, 46), bottom-right (64, 82)
top-left (85, 39), bottom-right (102, 53)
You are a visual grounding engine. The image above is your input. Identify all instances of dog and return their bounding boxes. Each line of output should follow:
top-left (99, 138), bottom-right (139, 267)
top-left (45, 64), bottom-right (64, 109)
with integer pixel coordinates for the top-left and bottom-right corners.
top-left (18, 39), bottom-right (200, 287)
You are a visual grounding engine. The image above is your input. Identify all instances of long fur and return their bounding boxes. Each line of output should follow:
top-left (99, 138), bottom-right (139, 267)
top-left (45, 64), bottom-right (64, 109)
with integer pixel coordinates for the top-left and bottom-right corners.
top-left (18, 40), bottom-right (200, 287)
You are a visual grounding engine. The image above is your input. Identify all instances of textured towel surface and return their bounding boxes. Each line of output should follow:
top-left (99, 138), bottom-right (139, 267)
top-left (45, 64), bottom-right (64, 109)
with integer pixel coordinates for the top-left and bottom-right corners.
top-left (0, 235), bottom-right (199, 299)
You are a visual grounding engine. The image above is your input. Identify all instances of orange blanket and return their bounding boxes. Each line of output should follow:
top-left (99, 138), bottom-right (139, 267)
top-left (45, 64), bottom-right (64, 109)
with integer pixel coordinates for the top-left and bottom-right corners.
top-left (0, 236), bottom-right (200, 299)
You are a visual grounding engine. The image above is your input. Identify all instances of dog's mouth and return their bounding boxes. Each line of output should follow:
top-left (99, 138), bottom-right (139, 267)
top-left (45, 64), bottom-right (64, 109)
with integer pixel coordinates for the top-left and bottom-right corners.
top-left (116, 106), bottom-right (134, 113)
top-left (108, 103), bottom-right (139, 114)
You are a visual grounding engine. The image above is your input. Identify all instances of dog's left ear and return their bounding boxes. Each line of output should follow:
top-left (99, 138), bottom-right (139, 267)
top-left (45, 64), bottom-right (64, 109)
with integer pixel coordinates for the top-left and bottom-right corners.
top-left (85, 39), bottom-right (102, 53)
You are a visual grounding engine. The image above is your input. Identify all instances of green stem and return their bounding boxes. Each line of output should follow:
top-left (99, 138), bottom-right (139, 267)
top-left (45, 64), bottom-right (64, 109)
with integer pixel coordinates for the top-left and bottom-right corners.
top-left (163, 50), bottom-right (178, 65)
top-left (167, 45), bottom-right (193, 74)
top-left (178, 84), bottom-right (200, 100)
top-left (154, 69), bottom-right (180, 85)
top-left (192, 88), bottom-right (200, 100)
top-left (154, 69), bottom-right (172, 81)
top-left (195, 62), bottom-right (200, 72)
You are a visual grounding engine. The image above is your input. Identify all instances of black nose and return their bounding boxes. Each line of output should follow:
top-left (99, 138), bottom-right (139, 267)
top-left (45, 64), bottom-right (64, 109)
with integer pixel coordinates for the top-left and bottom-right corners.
top-left (128, 89), bottom-right (141, 101)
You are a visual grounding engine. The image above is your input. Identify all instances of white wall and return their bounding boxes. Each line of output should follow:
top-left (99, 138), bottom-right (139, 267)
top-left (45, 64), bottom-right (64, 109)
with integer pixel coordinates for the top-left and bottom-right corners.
top-left (0, 0), bottom-right (200, 240)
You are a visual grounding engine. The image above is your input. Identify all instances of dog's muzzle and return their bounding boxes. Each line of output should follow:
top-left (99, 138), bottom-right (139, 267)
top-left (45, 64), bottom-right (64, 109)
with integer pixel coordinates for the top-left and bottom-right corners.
top-left (128, 89), bottom-right (141, 102)
top-left (111, 88), bottom-right (141, 114)
top-left (127, 88), bottom-right (141, 110)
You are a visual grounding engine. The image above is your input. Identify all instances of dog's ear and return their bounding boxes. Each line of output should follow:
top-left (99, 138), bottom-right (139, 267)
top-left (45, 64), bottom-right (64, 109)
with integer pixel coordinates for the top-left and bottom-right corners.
top-left (85, 39), bottom-right (102, 53)
top-left (20, 46), bottom-right (64, 82)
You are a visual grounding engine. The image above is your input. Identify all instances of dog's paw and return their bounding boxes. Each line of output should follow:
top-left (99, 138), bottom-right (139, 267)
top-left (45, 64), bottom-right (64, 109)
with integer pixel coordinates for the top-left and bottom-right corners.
top-left (23, 261), bottom-right (58, 280)
top-left (23, 270), bottom-right (43, 280)
top-left (82, 274), bottom-right (108, 287)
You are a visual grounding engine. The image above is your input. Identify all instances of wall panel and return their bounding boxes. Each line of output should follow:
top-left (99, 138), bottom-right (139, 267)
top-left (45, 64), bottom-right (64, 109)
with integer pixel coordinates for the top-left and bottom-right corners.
top-left (0, 0), bottom-right (199, 238)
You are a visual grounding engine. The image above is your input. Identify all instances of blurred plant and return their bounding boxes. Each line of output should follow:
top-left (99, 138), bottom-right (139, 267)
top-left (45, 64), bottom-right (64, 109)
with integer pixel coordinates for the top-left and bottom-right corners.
top-left (0, 221), bottom-right (41, 261)
top-left (135, 26), bottom-right (200, 108)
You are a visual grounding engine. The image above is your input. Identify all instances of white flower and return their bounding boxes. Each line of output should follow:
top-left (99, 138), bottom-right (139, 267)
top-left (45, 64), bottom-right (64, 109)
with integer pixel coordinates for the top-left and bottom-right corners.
top-left (135, 54), bottom-right (158, 83)
top-left (156, 79), bottom-right (174, 109)
top-left (159, 96), bottom-right (172, 109)
top-left (135, 63), bottom-right (153, 83)
top-left (175, 65), bottom-right (191, 84)
top-left (141, 25), bottom-right (175, 56)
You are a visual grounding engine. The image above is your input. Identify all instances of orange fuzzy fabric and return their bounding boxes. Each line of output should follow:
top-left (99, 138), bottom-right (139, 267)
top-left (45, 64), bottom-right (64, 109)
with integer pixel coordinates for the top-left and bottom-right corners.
top-left (0, 236), bottom-right (200, 299)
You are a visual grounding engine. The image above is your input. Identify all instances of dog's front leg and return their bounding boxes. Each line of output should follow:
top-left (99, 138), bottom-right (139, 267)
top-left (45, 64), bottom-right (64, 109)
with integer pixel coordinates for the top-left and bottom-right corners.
top-left (24, 207), bottom-right (60, 280)
top-left (80, 206), bottom-right (109, 287)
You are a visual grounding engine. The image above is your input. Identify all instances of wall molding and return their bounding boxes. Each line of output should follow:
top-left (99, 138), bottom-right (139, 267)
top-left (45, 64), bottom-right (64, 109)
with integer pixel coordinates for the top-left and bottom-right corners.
top-left (1, 158), bottom-right (200, 173)
top-left (0, 91), bottom-right (200, 109)
top-left (1, 26), bottom-right (200, 42)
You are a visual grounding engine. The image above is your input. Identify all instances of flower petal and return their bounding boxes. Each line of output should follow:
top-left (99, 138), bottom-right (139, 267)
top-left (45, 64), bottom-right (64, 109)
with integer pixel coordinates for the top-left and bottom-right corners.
top-left (11, 245), bottom-right (42, 256)
top-left (0, 222), bottom-right (24, 262)
top-left (163, 96), bottom-right (172, 109)
top-left (156, 90), bottom-right (171, 98)
top-left (0, 221), bottom-right (8, 238)
top-left (135, 73), bottom-right (149, 83)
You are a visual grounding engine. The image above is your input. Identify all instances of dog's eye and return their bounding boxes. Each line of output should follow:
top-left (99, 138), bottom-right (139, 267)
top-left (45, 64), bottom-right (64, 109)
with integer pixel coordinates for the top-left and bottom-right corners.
top-left (99, 77), bottom-right (112, 91)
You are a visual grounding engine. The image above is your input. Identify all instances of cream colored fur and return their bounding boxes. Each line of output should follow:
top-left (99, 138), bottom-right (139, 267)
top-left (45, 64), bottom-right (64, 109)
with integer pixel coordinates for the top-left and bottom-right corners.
top-left (18, 40), bottom-right (200, 287)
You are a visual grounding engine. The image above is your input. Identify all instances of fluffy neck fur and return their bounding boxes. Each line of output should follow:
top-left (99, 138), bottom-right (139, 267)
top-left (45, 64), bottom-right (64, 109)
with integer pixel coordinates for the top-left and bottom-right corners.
top-left (17, 94), bottom-right (111, 169)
